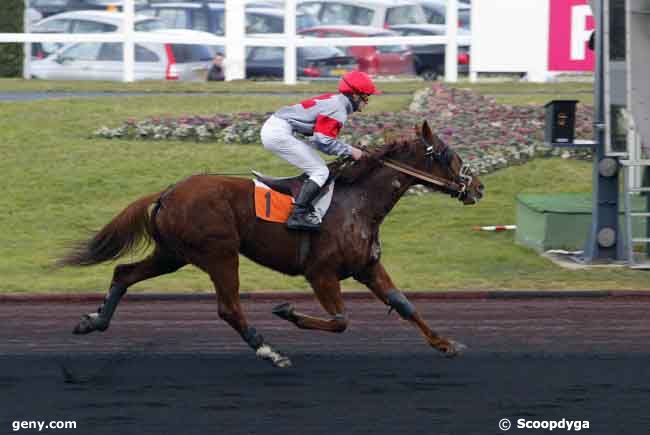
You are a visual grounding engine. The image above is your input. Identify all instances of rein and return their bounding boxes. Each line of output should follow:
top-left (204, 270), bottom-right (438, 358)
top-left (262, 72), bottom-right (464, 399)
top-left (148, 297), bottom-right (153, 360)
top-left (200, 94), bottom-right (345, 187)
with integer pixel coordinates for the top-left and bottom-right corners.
top-left (381, 158), bottom-right (462, 192)
top-left (378, 133), bottom-right (469, 195)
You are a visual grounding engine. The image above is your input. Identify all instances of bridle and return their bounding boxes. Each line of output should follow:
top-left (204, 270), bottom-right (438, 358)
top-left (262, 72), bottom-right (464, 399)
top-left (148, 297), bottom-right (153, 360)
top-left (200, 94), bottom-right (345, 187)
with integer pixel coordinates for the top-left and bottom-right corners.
top-left (380, 134), bottom-right (474, 199)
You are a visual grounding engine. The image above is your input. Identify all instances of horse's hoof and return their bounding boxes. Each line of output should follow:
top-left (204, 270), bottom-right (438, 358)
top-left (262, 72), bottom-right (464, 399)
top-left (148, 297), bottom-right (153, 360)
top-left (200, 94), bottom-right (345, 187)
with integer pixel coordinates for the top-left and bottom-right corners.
top-left (272, 303), bottom-right (297, 322)
top-left (256, 344), bottom-right (292, 368)
top-left (72, 314), bottom-right (108, 335)
top-left (441, 340), bottom-right (467, 358)
top-left (274, 356), bottom-right (293, 368)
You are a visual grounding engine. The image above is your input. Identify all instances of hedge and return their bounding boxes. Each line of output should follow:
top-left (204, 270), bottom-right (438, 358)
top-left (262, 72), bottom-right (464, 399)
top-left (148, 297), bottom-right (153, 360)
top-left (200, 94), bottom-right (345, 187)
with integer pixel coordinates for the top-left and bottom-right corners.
top-left (0, 0), bottom-right (25, 77)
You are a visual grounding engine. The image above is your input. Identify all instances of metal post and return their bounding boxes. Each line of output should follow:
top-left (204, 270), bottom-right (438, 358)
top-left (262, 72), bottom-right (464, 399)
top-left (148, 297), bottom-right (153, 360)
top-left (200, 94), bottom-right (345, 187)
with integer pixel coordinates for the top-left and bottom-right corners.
top-left (445, 0), bottom-right (458, 82)
top-left (122, 0), bottom-right (135, 82)
top-left (583, 0), bottom-right (626, 262)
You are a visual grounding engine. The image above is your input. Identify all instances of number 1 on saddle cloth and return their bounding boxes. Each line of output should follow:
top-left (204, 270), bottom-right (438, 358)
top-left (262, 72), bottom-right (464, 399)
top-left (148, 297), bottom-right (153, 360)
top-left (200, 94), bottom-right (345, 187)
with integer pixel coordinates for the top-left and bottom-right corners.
top-left (253, 179), bottom-right (335, 224)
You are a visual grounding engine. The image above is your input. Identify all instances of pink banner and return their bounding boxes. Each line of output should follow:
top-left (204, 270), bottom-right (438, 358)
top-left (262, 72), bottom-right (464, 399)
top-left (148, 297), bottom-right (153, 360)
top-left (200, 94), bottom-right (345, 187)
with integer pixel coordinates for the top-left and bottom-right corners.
top-left (548, 0), bottom-right (595, 71)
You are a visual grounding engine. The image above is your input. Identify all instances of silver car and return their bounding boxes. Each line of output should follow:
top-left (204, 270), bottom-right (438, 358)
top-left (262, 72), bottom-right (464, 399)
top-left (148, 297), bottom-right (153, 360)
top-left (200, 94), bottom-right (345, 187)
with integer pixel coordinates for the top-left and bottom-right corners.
top-left (30, 30), bottom-right (217, 81)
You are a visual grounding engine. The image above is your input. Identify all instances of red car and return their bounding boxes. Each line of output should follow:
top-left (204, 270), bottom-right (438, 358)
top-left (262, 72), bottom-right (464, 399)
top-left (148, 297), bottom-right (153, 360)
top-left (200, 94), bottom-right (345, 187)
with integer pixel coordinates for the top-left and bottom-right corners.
top-left (298, 25), bottom-right (415, 76)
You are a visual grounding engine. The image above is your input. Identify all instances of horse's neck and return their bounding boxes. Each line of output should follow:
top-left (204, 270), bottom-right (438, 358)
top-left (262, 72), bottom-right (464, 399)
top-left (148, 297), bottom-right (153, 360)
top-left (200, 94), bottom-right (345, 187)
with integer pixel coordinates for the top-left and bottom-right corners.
top-left (339, 167), bottom-right (414, 225)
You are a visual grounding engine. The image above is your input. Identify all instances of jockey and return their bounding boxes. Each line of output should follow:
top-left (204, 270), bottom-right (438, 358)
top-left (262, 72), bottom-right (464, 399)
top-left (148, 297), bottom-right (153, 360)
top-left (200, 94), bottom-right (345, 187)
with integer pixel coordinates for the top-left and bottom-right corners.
top-left (260, 70), bottom-right (381, 231)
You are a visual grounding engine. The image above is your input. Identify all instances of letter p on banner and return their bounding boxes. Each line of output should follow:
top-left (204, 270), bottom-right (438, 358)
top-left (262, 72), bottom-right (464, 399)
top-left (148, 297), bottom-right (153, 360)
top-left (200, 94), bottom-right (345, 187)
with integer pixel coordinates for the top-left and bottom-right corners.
top-left (548, 0), bottom-right (595, 71)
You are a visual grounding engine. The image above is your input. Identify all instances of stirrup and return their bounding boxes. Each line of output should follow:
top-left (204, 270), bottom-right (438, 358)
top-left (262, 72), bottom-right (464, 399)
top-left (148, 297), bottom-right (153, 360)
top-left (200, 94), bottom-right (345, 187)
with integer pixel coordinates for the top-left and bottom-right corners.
top-left (287, 210), bottom-right (320, 231)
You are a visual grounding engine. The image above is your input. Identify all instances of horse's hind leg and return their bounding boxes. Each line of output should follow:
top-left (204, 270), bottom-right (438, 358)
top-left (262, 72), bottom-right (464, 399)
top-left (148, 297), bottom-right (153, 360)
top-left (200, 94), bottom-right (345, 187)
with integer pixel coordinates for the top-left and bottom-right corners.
top-left (273, 272), bottom-right (348, 333)
top-left (354, 261), bottom-right (465, 357)
top-left (200, 250), bottom-right (291, 368)
top-left (73, 248), bottom-right (185, 334)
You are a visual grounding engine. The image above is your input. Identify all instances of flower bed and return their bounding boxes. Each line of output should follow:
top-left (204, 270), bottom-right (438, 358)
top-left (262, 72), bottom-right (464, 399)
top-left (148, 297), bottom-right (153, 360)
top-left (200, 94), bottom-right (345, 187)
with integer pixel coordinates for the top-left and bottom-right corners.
top-left (95, 84), bottom-right (593, 176)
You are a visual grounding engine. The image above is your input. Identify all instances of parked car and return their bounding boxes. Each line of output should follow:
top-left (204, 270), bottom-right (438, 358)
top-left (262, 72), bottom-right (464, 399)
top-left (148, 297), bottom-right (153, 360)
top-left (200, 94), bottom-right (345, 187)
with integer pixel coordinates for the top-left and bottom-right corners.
top-left (417, 0), bottom-right (471, 30)
top-left (297, 0), bottom-right (427, 28)
top-left (298, 25), bottom-right (414, 76)
top-left (31, 10), bottom-right (164, 59)
top-left (389, 24), bottom-right (470, 79)
top-left (246, 44), bottom-right (357, 79)
top-left (30, 29), bottom-right (216, 81)
top-left (142, 2), bottom-right (319, 35)
top-left (30, 0), bottom-right (148, 18)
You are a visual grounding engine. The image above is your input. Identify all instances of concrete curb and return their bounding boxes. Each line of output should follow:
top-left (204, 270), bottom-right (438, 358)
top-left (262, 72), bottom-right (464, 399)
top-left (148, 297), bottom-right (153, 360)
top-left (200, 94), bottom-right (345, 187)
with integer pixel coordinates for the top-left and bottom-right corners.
top-left (1, 290), bottom-right (650, 303)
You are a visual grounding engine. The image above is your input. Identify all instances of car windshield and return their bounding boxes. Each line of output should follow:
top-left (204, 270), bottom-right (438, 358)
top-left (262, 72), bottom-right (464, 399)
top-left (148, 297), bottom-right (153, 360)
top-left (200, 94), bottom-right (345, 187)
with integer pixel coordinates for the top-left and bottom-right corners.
top-left (84, 0), bottom-right (148, 4)
top-left (155, 8), bottom-right (190, 29)
top-left (299, 46), bottom-right (344, 59)
top-left (386, 5), bottom-right (425, 25)
top-left (422, 5), bottom-right (445, 24)
top-left (249, 46), bottom-right (283, 61)
top-left (246, 13), bottom-right (283, 33)
top-left (459, 9), bottom-right (471, 30)
top-left (33, 19), bottom-right (69, 32)
top-left (171, 44), bottom-right (214, 63)
top-left (135, 18), bottom-right (164, 31)
top-left (297, 13), bottom-right (318, 30)
top-left (32, 0), bottom-right (67, 6)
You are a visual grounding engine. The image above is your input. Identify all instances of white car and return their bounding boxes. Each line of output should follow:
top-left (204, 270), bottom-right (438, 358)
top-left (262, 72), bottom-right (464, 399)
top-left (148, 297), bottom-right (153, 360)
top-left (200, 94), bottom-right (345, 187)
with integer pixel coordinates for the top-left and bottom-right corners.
top-left (30, 29), bottom-right (218, 82)
top-left (31, 10), bottom-right (164, 58)
top-left (297, 0), bottom-right (427, 28)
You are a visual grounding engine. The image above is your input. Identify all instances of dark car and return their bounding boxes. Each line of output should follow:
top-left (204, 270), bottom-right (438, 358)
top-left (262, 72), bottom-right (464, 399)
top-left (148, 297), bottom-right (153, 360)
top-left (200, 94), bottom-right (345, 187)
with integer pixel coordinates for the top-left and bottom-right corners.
top-left (389, 23), bottom-right (469, 80)
top-left (245, 45), bottom-right (357, 79)
top-left (299, 25), bottom-right (415, 76)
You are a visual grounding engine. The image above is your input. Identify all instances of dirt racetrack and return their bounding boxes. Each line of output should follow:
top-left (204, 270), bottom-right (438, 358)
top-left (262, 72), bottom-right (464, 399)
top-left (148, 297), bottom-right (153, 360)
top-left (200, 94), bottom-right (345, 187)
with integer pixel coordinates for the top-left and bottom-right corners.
top-left (1, 293), bottom-right (650, 434)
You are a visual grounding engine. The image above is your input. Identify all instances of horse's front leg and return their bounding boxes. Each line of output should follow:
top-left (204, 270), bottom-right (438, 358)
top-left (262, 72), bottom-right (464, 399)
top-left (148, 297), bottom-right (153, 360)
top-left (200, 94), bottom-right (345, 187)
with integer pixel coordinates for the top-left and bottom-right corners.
top-left (354, 261), bottom-right (465, 356)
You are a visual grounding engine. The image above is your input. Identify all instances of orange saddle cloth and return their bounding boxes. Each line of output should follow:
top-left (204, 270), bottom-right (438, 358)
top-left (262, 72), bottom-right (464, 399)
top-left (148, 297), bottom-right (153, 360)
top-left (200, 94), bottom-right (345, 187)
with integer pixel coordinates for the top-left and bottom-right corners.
top-left (254, 180), bottom-right (294, 223)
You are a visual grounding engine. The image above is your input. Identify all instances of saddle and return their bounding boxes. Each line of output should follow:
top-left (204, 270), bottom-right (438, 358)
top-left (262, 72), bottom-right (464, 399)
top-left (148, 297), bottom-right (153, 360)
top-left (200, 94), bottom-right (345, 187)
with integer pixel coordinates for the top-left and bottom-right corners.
top-left (251, 170), bottom-right (308, 198)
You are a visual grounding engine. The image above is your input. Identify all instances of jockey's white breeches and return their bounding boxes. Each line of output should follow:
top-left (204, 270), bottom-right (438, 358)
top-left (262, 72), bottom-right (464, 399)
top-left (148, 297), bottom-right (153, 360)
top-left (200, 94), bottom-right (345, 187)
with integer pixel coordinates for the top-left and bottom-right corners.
top-left (260, 115), bottom-right (330, 187)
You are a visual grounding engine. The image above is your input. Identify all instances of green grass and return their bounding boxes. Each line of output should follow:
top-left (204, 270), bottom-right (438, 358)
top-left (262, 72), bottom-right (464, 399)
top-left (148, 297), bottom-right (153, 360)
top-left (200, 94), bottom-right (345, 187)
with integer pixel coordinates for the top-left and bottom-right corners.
top-left (3, 78), bottom-right (642, 294)
top-left (0, 78), bottom-right (594, 106)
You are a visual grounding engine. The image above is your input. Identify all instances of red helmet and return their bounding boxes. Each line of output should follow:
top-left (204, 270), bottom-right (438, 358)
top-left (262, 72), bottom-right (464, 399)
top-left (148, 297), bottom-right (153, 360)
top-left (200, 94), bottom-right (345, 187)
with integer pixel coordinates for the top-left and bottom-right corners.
top-left (338, 71), bottom-right (382, 95)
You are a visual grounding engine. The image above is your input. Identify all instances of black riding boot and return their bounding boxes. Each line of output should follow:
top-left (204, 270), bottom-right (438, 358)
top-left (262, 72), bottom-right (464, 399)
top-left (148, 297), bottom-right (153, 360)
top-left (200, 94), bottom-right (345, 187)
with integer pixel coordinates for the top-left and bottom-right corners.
top-left (286, 179), bottom-right (322, 231)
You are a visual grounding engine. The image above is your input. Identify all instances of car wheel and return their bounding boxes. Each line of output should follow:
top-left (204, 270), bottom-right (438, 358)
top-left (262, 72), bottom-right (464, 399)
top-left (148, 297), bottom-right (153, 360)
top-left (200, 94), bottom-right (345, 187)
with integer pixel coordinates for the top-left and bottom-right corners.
top-left (421, 69), bottom-right (439, 81)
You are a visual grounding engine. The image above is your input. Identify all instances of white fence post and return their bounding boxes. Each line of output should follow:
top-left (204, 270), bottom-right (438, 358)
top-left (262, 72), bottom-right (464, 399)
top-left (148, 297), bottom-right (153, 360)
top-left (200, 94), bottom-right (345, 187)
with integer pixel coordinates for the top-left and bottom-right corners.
top-left (23, 0), bottom-right (31, 80)
top-left (122, 0), bottom-right (135, 82)
top-left (284, 0), bottom-right (297, 85)
top-left (445, 0), bottom-right (458, 82)
top-left (225, 0), bottom-right (246, 81)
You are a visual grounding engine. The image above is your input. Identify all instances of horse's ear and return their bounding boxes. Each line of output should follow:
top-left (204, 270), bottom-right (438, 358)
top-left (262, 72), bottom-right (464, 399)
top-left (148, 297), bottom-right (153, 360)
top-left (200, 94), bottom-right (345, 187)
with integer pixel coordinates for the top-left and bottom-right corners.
top-left (421, 120), bottom-right (434, 145)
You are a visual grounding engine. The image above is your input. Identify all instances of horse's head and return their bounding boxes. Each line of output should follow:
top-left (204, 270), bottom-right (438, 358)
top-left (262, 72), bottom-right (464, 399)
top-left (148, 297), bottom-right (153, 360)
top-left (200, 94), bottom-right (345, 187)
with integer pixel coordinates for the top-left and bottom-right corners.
top-left (411, 120), bottom-right (484, 205)
top-left (333, 121), bottom-right (483, 204)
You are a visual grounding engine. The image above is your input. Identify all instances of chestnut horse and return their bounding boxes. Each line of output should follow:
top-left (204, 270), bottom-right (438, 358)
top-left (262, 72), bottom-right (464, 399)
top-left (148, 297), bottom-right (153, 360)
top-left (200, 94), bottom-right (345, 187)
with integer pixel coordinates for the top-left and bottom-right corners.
top-left (59, 121), bottom-right (484, 368)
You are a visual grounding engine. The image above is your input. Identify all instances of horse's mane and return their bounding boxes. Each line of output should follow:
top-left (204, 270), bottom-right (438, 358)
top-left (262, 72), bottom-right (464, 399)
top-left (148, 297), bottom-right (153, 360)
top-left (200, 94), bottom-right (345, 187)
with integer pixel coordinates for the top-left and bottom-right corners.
top-left (328, 128), bottom-right (419, 184)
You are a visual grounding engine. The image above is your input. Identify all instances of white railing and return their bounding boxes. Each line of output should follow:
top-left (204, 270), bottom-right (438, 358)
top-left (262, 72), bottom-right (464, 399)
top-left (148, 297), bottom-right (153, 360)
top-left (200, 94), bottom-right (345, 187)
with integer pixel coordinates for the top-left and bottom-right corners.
top-left (0, 0), bottom-right (468, 84)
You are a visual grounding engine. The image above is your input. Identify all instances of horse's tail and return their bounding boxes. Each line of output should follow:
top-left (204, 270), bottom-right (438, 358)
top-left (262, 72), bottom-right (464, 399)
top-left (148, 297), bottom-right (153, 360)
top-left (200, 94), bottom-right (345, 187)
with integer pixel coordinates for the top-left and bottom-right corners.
top-left (57, 192), bottom-right (161, 267)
